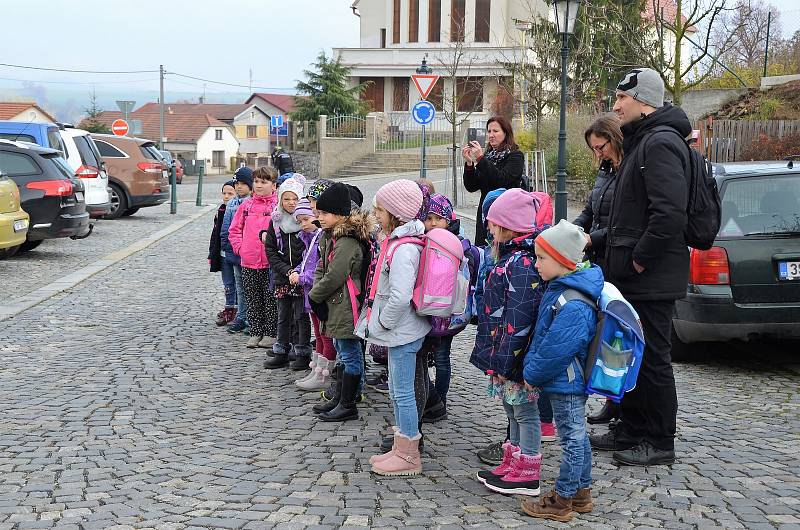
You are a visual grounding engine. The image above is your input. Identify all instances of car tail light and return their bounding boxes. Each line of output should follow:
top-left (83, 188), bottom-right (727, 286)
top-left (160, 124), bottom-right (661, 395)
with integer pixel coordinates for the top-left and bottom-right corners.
top-left (76, 164), bottom-right (100, 178)
top-left (137, 162), bottom-right (163, 174)
top-left (26, 179), bottom-right (74, 197)
top-left (690, 246), bottom-right (730, 285)
top-left (153, 188), bottom-right (162, 194)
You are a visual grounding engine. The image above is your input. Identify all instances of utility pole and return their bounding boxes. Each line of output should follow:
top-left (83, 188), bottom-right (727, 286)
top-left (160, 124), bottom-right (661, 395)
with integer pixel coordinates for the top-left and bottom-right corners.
top-left (249, 68), bottom-right (253, 94)
top-left (763, 11), bottom-right (772, 78)
top-left (159, 64), bottom-right (165, 150)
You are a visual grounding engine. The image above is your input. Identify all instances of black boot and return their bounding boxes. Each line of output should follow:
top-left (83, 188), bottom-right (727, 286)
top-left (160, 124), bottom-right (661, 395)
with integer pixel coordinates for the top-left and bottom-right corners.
top-left (421, 389), bottom-right (447, 423)
top-left (263, 353), bottom-right (289, 369)
top-left (290, 346), bottom-right (312, 371)
top-left (313, 364), bottom-right (342, 414)
top-left (587, 399), bottom-right (621, 424)
top-left (318, 372), bottom-right (360, 422)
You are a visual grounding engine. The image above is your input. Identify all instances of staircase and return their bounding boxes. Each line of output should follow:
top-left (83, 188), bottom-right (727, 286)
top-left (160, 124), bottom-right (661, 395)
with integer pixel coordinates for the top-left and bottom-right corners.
top-left (332, 151), bottom-right (451, 179)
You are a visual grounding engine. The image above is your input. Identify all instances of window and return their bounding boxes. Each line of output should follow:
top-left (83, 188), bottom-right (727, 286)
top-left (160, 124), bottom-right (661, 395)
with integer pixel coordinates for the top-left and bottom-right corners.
top-left (393, 77), bottom-right (410, 111)
top-left (0, 133), bottom-right (35, 143)
top-left (140, 145), bottom-right (162, 160)
top-left (212, 150), bottom-right (225, 168)
top-left (380, 28), bottom-right (387, 48)
top-left (74, 136), bottom-right (101, 167)
top-left (247, 125), bottom-right (257, 138)
top-left (361, 77), bottom-right (385, 112)
top-left (719, 175), bottom-right (800, 237)
top-left (94, 140), bottom-right (127, 158)
top-left (0, 151), bottom-right (40, 176)
top-left (215, 129), bottom-right (223, 140)
top-left (475, 0), bottom-right (491, 42)
top-left (393, 0), bottom-right (401, 43)
top-left (408, 0), bottom-right (419, 42)
top-left (457, 77), bottom-right (484, 112)
top-left (246, 153), bottom-right (257, 167)
top-left (450, 0), bottom-right (465, 42)
top-left (47, 128), bottom-right (65, 154)
top-left (428, 0), bottom-right (441, 42)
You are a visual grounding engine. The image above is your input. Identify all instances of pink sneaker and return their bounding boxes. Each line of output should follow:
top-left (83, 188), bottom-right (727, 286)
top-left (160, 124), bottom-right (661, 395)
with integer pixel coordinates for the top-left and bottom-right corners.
top-left (476, 442), bottom-right (518, 484)
top-left (541, 422), bottom-right (556, 442)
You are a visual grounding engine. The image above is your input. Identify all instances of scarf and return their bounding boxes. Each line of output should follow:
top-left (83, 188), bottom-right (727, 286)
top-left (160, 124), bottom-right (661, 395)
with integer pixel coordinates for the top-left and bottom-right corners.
top-left (485, 146), bottom-right (512, 165)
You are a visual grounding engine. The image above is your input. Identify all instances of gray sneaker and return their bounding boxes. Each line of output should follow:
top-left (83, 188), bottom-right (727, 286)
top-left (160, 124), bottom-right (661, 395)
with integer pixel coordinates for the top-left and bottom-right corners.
top-left (258, 336), bottom-right (276, 348)
top-left (246, 335), bottom-right (262, 348)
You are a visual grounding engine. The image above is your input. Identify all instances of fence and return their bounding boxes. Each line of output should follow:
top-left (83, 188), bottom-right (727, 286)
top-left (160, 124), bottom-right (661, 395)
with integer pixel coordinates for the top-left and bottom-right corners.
top-left (325, 115), bottom-right (366, 138)
top-left (698, 119), bottom-right (800, 162)
top-left (292, 120), bottom-right (318, 152)
top-left (376, 112), bottom-right (486, 151)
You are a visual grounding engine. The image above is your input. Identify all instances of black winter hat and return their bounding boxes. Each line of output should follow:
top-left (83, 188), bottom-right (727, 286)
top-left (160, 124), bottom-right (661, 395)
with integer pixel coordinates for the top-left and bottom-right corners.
top-left (347, 184), bottom-right (364, 208)
top-left (316, 182), bottom-right (353, 216)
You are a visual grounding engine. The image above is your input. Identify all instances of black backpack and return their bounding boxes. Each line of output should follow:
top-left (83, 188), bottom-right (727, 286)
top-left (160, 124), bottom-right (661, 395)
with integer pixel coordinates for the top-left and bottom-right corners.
top-left (637, 126), bottom-right (721, 250)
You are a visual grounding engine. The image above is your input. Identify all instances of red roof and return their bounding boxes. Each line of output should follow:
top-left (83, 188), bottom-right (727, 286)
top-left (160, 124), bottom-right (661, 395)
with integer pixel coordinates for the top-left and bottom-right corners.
top-left (134, 102), bottom-right (249, 121)
top-left (246, 93), bottom-right (298, 114)
top-left (0, 102), bottom-right (56, 122)
top-left (94, 111), bottom-right (232, 143)
top-left (643, 0), bottom-right (698, 33)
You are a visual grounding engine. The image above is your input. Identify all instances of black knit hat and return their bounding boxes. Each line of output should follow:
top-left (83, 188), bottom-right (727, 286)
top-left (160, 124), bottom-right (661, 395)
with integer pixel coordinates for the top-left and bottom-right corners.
top-left (347, 184), bottom-right (364, 208)
top-left (316, 182), bottom-right (352, 216)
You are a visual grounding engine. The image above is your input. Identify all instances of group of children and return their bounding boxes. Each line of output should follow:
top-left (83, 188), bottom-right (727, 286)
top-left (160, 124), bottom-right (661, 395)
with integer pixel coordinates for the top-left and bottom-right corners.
top-left (209, 168), bottom-right (604, 523)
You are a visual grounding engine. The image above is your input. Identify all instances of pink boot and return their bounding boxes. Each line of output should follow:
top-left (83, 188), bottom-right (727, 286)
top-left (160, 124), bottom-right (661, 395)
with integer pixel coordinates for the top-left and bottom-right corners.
top-left (371, 432), bottom-right (422, 476)
top-left (370, 426), bottom-right (398, 465)
top-left (476, 442), bottom-right (519, 484)
top-left (484, 452), bottom-right (542, 497)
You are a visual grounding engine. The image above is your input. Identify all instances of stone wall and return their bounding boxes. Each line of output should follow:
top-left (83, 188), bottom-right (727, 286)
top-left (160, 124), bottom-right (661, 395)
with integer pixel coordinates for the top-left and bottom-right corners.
top-left (318, 115), bottom-right (376, 178)
top-left (679, 89), bottom-right (748, 122)
top-left (286, 151), bottom-right (320, 180)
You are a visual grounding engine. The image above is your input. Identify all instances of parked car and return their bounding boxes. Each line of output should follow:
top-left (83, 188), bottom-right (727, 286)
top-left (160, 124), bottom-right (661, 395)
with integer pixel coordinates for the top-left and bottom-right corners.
top-left (0, 171), bottom-right (29, 259)
top-left (59, 127), bottom-right (111, 218)
top-left (91, 134), bottom-right (170, 220)
top-left (0, 140), bottom-right (90, 252)
top-left (158, 149), bottom-right (183, 184)
top-left (0, 121), bottom-right (66, 153)
top-left (671, 159), bottom-right (800, 360)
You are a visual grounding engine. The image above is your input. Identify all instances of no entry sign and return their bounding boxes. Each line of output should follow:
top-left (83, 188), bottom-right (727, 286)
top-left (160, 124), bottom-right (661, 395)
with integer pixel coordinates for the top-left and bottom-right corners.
top-left (111, 119), bottom-right (129, 136)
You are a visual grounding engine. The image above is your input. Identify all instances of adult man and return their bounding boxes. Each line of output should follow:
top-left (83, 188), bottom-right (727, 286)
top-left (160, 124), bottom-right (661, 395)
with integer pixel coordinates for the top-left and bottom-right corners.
top-left (590, 68), bottom-right (692, 466)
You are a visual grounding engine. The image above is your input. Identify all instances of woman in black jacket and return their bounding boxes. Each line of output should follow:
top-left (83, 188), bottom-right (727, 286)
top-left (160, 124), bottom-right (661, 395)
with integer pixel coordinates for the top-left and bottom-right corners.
top-left (574, 113), bottom-right (623, 425)
top-left (463, 116), bottom-right (524, 246)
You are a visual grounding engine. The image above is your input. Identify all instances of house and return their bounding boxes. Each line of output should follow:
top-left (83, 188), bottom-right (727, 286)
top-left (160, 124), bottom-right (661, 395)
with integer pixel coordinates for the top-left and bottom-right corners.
top-left (0, 102), bottom-right (57, 123)
top-left (245, 93), bottom-right (298, 118)
top-left (643, 0), bottom-right (698, 85)
top-left (232, 105), bottom-right (272, 167)
top-left (95, 110), bottom-right (239, 174)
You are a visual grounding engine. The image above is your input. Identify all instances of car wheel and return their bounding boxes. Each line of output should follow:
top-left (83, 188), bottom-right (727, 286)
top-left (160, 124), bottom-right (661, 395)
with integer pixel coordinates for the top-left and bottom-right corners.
top-left (122, 207), bottom-right (140, 217)
top-left (18, 239), bottom-right (43, 253)
top-left (0, 245), bottom-right (21, 259)
top-left (670, 323), bottom-right (697, 362)
top-left (103, 184), bottom-right (128, 220)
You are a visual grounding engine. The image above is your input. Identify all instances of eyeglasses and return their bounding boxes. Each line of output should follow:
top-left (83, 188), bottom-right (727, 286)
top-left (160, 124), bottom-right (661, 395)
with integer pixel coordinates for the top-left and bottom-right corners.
top-left (591, 140), bottom-right (609, 153)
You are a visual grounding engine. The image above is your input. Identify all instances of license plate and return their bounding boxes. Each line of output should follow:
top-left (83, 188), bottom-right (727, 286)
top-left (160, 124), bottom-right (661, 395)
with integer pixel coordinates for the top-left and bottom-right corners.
top-left (75, 191), bottom-right (84, 202)
top-left (13, 219), bottom-right (27, 232)
top-left (778, 261), bottom-right (800, 281)
top-left (163, 170), bottom-right (169, 179)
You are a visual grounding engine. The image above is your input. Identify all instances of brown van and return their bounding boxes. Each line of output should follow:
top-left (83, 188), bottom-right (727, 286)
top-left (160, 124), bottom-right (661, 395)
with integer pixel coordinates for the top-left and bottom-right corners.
top-left (91, 134), bottom-right (170, 219)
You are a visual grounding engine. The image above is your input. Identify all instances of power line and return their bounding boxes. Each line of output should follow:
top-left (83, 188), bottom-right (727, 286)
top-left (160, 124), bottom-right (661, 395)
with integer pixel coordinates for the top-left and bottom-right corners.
top-left (167, 71), bottom-right (294, 92)
top-left (0, 75), bottom-right (155, 86)
top-left (0, 62), bottom-right (158, 74)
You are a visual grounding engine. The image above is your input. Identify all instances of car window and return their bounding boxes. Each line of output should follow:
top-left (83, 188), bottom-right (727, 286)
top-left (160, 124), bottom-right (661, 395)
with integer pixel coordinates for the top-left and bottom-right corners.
top-left (85, 136), bottom-right (105, 165)
top-left (719, 174), bottom-right (800, 237)
top-left (0, 133), bottom-right (36, 143)
top-left (140, 144), bottom-right (162, 161)
top-left (0, 150), bottom-right (41, 175)
top-left (73, 136), bottom-right (101, 167)
top-left (95, 140), bottom-right (127, 158)
top-left (159, 150), bottom-right (173, 163)
top-left (44, 154), bottom-right (79, 179)
top-left (47, 128), bottom-right (66, 153)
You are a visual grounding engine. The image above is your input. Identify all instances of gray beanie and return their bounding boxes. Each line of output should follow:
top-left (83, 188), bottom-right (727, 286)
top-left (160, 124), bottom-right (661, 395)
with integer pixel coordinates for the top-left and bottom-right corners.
top-left (535, 219), bottom-right (586, 269)
top-left (616, 68), bottom-right (664, 109)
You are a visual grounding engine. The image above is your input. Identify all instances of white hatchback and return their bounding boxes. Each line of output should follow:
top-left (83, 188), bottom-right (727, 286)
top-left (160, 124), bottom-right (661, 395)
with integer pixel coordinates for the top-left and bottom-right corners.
top-left (59, 128), bottom-right (111, 218)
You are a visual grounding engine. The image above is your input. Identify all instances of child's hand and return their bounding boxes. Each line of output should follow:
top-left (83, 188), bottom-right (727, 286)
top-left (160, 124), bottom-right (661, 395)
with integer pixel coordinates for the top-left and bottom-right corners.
top-left (261, 232), bottom-right (269, 244)
top-left (524, 382), bottom-right (535, 392)
top-left (289, 272), bottom-right (300, 285)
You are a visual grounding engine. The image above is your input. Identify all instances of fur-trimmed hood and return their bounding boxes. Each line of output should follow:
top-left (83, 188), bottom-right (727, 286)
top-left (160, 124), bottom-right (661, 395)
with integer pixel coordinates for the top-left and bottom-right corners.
top-left (331, 209), bottom-right (375, 243)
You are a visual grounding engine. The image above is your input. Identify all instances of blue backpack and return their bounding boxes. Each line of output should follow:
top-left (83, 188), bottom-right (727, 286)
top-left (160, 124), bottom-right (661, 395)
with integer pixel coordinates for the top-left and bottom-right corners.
top-left (554, 282), bottom-right (645, 402)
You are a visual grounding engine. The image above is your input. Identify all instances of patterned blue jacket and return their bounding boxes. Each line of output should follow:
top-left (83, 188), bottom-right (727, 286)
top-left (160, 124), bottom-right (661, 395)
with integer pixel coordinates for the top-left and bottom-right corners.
top-left (470, 231), bottom-right (545, 383)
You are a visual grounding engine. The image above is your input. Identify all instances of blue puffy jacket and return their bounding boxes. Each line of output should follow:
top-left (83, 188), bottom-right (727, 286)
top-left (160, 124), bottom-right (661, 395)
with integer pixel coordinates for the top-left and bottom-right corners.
top-left (523, 264), bottom-right (604, 395)
top-left (470, 232), bottom-right (545, 382)
top-left (220, 195), bottom-right (248, 265)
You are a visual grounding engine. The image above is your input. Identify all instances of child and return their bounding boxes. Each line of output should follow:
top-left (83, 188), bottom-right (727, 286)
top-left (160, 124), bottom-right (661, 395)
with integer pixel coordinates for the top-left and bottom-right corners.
top-left (521, 220), bottom-right (603, 522)
top-left (309, 183), bottom-right (372, 422)
top-left (470, 188), bottom-right (547, 497)
top-left (291, 198), bottom-right (336, 390)
top-left (221, 168), bottom-right (254, 334)
top-left (210, 179), bottom-right (237, 326)
top-left (228, 166), bottom-right (280, 349)
top-left (356, 179), bottom-right (431, 477)
top-left (264, 177), bottom-right (311, 369)
top-left (306, 178), bottom-right (335, 215)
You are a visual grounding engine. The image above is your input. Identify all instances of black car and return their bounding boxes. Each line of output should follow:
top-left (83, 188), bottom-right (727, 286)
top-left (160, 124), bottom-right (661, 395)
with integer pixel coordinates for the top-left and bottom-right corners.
top-left (0, 140), bottom-right (91, 252)
top-left (671, 159), bottom-right (800, 359)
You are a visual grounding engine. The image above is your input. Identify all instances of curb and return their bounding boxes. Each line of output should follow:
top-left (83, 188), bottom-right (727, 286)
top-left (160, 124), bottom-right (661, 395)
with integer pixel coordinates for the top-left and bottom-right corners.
top-left (0, 204), bottom-right (217, 322)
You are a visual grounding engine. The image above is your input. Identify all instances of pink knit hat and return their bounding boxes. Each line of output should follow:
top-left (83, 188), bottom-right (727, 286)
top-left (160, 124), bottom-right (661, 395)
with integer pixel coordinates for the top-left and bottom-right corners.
top-left (486, 188), bottom-right (541, 234)
top-left (374, 179), bottom-right (423, 222)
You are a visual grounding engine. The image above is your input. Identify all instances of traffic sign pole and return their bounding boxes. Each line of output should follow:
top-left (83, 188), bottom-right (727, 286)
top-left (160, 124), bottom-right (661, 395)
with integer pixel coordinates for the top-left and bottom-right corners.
top-left (421, 125), bottom-right (426, 179)
top-left (170, 165), bottom-right (177, 214)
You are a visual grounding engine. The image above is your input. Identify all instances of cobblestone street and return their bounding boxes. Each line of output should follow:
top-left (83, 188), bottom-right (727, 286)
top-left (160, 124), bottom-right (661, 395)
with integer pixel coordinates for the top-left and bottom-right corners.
top-left (1, 176), bottom-right (799, 530)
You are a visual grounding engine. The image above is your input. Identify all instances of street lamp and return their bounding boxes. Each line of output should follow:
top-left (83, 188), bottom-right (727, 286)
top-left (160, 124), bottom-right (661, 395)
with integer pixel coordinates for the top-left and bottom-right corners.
top-left (416, 56), bottom-right (433, 75)
top-left (552, 0), bottom-right (581, 222)
top-left (416, 55), bottom-right (433, 180)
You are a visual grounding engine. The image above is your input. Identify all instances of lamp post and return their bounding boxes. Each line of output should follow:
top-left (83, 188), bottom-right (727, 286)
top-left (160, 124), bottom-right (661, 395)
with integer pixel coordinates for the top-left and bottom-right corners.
top-left (416, 57), bottom-right (433, 180)
top-left (552, 0), bottom-right (581, 222)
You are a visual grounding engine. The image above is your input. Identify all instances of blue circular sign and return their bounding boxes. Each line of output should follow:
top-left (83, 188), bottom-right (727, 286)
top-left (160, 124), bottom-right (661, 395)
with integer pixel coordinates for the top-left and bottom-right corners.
top-left (412, 101), bottom-right (435, 125)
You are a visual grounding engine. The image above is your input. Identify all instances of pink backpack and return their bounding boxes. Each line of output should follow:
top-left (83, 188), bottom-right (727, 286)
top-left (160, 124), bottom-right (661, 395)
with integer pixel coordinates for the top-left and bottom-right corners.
top-left (531, 191), bottom-right (554, 228)
top-left (365, 228), bottom-right (468, 323)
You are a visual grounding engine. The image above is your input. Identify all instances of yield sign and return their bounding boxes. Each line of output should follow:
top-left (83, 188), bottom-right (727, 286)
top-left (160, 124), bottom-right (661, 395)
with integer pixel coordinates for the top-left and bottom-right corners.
top-left (411, 74), bottom-right (440, 100)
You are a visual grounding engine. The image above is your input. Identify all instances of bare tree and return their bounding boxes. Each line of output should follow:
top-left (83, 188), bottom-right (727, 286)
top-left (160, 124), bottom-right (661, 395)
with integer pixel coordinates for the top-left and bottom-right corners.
top-left (713, 0), bottom-right (781, 69)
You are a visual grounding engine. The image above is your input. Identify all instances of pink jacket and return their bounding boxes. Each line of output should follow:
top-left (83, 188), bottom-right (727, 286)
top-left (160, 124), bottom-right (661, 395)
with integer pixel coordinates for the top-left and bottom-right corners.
top-left (228, 192), bottom-right (278, 269)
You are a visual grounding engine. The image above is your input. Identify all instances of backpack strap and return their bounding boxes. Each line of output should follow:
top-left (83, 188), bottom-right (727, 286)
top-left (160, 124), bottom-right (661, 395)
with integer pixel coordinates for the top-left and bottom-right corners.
top-left (553, 289), bottom-right (598, 382)
top-left (635, 125), bottom-right (689, 175)
top-left (328, 238), bottom-right (361, 330)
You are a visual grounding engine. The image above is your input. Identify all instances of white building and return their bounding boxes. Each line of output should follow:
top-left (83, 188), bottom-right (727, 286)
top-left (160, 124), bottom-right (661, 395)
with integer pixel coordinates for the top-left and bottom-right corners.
top-left (0, 102), bottom-right (57, 123)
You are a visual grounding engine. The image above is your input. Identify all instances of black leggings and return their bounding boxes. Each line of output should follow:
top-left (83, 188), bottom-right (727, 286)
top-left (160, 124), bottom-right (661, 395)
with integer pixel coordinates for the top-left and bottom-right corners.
top-left (241, 267), bottom-right (278, 338)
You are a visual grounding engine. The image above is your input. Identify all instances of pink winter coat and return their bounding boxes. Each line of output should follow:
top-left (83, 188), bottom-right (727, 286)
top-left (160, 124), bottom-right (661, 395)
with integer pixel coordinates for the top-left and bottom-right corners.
top-left (227, 192), bottom-right (278, 269)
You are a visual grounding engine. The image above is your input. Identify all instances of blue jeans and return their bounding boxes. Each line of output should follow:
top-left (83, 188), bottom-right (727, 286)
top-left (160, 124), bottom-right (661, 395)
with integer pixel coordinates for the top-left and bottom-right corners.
top-left (232, 263), bottom-right (248, 325)
top-left (502, 399), bottom-right (541, 455)
top-left (549, 393), bottom-right (592, 498)
top-left (333, 338), bottom-right (363, 377)
top-left (388, 337), bottom-right (425, 438)
top-left (433, 335), bottom-right (453, 405)
top-left (221, 259), bottom-right (237, 307)
top-left (538, 391), bottom-right (553, 423)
